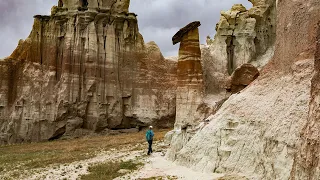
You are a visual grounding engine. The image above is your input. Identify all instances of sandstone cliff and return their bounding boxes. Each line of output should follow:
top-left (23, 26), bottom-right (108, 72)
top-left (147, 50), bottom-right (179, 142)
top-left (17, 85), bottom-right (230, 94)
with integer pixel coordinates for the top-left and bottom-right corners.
top-left (203, 1), bottom-right (276, 95)
top-left (168, 0), bottom-right (320, 179)
top-left (0, 0), bottom-right (177, 144)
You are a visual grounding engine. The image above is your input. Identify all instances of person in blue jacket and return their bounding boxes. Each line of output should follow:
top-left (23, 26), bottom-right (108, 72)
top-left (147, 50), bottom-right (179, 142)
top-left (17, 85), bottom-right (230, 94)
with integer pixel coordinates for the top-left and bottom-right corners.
top-left (146, 126), bottom-right (154, 155)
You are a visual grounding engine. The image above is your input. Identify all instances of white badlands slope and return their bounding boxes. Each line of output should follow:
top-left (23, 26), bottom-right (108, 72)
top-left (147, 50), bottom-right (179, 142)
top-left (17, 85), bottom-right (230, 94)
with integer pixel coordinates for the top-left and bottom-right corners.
top-left (169, 0), bottom-right (320, 178)
top-left (174, 59), bottom-right (313, 179)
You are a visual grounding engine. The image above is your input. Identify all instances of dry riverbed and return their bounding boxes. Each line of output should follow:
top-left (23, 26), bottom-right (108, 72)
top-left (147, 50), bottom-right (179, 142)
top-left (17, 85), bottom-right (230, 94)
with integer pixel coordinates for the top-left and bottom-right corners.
top-left (0, 130), bottom-right (230, 180)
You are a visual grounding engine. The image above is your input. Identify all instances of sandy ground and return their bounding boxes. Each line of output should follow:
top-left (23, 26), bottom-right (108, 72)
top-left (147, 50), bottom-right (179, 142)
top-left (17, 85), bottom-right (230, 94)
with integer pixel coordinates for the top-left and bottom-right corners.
top-left (11, 141), bottom-right (224, 180)
top-left (27, 151), bottom-right (141, 180)
top-left (117, 152), bottom-right (224, 180)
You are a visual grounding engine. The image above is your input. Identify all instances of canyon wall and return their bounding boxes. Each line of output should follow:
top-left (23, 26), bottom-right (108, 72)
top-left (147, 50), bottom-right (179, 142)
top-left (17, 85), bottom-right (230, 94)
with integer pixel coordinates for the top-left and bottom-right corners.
top-left (203, 1), bottom-right (276, 95)
top-left (287, 0), bottom-right (320, 179)
top-left (168, 0), bottom-right (320, 179)
top-left (0, 0), bottom-right (177, 144)
top-left (166, 0), bottom-right (277, 161)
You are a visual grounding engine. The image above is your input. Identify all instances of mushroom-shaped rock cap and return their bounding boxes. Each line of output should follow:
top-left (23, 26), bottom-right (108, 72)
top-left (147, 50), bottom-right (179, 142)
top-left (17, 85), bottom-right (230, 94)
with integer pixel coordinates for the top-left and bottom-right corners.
top-left (172, 21), bottom-right (201, 45)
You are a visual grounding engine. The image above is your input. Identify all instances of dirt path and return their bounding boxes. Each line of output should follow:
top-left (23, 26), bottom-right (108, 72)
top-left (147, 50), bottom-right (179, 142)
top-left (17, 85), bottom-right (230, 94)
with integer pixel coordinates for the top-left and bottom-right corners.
top-left (27, 150), bottom-right (142, 180)
top-left (17, 142), bottom-right (224, 180)
top-left (118, 152), bottom-right (224, 180)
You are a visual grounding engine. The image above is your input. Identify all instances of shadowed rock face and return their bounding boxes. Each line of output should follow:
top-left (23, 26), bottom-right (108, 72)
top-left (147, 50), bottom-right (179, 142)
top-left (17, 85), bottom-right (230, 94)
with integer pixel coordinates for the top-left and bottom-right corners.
top-left (172, 21), bottom-right (201, 45)
top-left (0, 0), bottom-right (177, 144)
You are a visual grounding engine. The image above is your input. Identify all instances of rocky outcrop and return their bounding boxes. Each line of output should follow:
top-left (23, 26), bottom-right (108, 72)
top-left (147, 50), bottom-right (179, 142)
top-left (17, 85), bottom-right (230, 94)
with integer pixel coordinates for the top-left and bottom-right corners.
top-left (203, 1), bottom-right (276, 95)
top-left (166, 22), bottom-right (204, 160)
top-left (226, 64), bottom-right (259, 93)
top-left (172, 21), bottom-right (201, 45)
top-left (173, 21), bottom-right (203, 129)
top-left (173, 59), bottom-right (313, 179)
top-left (133, 42), bottom-right (177, 129)
top-left (165, 0), bottom-right (276, 162)
top-left (166, 0), bottom-right (276, 161)
top-left (0, 0), bottom-right (177, 144)
top-left (58, 0), bottom-right (130, 13)
top-left (168, 0), bottom-right (320, 179)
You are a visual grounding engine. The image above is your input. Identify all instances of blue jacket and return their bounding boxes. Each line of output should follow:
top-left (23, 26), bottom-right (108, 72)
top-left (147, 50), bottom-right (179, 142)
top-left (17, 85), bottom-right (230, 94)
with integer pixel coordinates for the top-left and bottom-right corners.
top-left (146, 130), bottom-right (154, 141)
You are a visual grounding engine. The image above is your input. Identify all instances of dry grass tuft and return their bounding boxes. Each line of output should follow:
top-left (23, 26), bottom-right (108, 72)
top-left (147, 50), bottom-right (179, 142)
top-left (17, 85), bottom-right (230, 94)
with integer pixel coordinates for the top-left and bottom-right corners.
top-left (0, 129), bottom-right (169, 174)
top-left (139, 175), bottom-right (178, 180)
top-left (81, 160), bottom-right (144, 180)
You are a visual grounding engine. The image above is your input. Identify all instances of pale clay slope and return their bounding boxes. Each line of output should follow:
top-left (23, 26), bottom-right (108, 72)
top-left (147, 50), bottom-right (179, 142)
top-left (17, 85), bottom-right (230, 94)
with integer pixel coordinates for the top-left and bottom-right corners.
top-left (173, 59), bottom-right (314, 179)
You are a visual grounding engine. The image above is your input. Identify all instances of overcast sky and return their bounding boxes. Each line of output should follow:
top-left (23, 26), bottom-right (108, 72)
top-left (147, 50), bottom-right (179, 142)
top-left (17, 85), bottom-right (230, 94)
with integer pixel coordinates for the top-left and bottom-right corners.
top-left (0, 0), bottom-right (251, 58)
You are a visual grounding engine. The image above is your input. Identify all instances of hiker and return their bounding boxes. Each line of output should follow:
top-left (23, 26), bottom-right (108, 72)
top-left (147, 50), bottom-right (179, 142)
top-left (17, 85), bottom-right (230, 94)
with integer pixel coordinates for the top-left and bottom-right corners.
top-left (146, 126), bottom-right (154, 155)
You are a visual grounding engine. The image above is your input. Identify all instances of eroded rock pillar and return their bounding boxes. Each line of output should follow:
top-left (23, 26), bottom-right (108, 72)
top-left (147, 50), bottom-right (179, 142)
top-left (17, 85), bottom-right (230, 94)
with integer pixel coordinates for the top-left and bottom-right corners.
top-left (174, 22), bottom-right (203, 130)
top-left (166, 21), bottom-right (203, 160)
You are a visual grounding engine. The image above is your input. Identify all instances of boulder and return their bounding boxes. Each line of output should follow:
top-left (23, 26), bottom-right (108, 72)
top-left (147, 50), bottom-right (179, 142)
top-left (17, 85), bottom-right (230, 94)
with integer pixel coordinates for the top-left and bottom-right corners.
top-left (226, 64), bottom-right (260, 93)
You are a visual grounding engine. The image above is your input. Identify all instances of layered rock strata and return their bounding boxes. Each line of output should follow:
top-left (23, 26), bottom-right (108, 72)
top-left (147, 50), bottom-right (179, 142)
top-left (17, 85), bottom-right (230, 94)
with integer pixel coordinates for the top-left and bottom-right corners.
top-left (166, 0), bottom-right (276, 161)
top-left (0, 0), bottom-right (177, 144)
top-left (166, 22), bottom-right (204, 160)
top-left (203, 1), bottom-right (276, 95)
top-left (169, 0), bottom-right (320, 179)
top-left (58, 0), bottom-right (130, 13)
top-left (173, 21), bottom-right (203, 130)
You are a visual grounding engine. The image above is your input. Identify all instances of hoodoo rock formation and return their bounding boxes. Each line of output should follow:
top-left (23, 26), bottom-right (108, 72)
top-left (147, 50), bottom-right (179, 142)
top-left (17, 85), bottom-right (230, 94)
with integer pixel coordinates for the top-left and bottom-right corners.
top-left (166, 0), bottom-right (276, 162)
top-left (0, 0), bottom-right (177, 144)
top-left (172, 21), bottom-right (203, 130)
top-left (3, 0), bottom-right (320, 178)
top-left (167, 0), bottom-right (320, 179)
top-left (166, 22), bottom-right (204, 160)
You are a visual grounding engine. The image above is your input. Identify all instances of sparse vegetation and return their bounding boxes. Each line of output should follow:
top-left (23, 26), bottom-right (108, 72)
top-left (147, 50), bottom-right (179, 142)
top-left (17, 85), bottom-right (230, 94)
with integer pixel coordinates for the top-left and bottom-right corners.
top-left (81, 160), bottom-right (144, 180)
top-left (140, 177), bottom-right (164, 180)
top-left (0, 129), bottom-right (168, 178)
top-left (139, 176), bottom-right (178, 180)
top-left (119, 159), bottom-right (144, 170)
